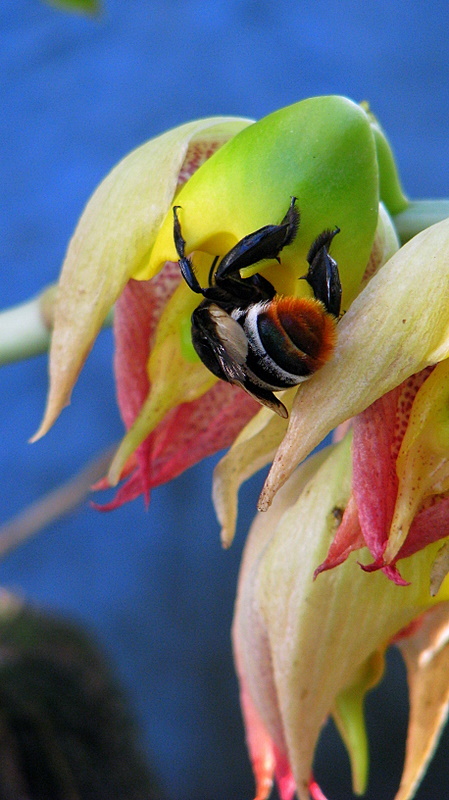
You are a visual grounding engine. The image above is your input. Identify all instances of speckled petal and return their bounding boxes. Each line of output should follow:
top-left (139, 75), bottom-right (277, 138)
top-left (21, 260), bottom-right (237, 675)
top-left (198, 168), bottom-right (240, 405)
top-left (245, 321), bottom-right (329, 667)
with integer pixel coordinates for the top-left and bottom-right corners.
top-left (385, 359), bottom-right (449, 562)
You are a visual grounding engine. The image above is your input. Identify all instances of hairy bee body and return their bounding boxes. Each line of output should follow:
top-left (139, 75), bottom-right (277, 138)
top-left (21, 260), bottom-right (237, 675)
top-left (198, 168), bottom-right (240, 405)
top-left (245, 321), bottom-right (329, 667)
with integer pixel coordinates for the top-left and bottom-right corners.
top-left (173, 197), bottom-right (341, 418)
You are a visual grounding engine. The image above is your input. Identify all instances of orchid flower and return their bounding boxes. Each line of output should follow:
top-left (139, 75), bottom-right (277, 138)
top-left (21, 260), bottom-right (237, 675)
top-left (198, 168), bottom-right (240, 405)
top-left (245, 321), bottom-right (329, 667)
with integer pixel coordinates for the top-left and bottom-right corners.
top-left (209, 110), bottom-right (449, 799)
top-left (233, 434), bottom-right (449, 800)
top-left (34, 95), bottom-right (398, 507)
top-left (29, 93), bottom-right (449, 799)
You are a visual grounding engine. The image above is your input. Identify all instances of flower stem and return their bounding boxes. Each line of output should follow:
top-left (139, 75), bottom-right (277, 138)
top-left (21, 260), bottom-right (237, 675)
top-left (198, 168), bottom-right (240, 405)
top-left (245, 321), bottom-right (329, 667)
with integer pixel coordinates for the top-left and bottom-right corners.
top-left (0, 286), bottom-right (113, 366)
top-left (394, 200), bottom-right (449, 243)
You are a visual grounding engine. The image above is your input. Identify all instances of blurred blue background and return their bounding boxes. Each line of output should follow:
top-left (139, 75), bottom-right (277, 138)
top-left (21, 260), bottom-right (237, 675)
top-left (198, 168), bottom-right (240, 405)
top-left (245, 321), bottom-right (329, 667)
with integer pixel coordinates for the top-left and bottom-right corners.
top-left (0, 1), bottom-right (448, 798)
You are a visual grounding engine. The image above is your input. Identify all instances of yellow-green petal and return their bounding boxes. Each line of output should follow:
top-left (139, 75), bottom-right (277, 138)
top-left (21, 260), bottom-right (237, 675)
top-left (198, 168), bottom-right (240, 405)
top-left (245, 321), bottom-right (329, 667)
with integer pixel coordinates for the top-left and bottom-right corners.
top-left (213, 389), bottom-right (294, 548)
top-left (146, 96), bottom-right (379, 310)
top-left (260, 216), bottom-right (449, 511)
top-left (363, 103), bottom-right (409, 216)
top-left (332, 649), bottom-right (385, 795)
top-left (33, 116), bottom-right (251, 440)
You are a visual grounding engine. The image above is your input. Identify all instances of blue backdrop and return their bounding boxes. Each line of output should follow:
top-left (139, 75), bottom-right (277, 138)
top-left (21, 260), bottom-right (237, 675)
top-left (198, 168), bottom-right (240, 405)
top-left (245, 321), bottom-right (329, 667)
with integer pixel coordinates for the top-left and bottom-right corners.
top-left (1, 2), bottom-right (448, 798)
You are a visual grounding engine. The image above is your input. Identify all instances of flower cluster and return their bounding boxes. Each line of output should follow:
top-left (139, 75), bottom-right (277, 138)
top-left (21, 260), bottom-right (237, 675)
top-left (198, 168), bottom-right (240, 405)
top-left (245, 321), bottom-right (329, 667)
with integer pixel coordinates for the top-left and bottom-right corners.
top-left (35, 95), bottom-right (449, 799)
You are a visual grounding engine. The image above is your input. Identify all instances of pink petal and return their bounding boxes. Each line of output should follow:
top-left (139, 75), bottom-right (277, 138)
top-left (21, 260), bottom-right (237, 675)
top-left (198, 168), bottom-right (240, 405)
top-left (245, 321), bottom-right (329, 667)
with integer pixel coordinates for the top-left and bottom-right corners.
top-left (349, 369), bottom-right (436, 581)
top-left (114, 270), bottom-right (181, 428)
top-left (397, 496), bottom-right (449, 560)
top-left (146, 382), bottom-right (258, 485)
top-left (274, 746), bottom-right (296, 800)
top-left (238, 675), bottom-right (276, 800)
top-left (309, 778), bottom-right (330, 800)
top-left (351, 385), bottom-right (401, 561)
top-left (314, 495), bottom-right (365, 577)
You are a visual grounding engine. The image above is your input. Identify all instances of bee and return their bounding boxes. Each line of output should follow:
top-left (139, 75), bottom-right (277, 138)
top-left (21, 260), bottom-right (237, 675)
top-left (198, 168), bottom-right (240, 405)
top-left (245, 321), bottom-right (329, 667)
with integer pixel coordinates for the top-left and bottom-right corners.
top-left (173, 197), bottom-right (341, 418)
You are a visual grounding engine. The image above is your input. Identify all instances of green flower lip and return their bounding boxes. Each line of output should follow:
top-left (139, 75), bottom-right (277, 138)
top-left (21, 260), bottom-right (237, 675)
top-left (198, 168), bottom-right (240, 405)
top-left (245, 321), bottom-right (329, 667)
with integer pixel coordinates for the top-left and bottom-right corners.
top-left (147, 95), bottom-right (380, 311)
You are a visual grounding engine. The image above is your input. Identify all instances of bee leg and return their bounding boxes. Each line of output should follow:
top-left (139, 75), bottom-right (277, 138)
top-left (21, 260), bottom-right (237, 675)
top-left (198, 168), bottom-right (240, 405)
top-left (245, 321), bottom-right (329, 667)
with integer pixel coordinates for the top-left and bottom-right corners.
top-left (303, 227), bottom-right (342, 318)
top-left (215, 196), bottom-right (300, 281)
top-left (173, 206), bottom-right (204, 295)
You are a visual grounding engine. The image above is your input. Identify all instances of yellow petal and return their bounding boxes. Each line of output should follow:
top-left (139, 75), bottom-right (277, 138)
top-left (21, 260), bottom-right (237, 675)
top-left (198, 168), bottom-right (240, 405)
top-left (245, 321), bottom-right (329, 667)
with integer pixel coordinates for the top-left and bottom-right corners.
top-left (384, 359), bottom-right (449, 562)
top-left (213, 389), bottom-right (294, 548)
top-left (396, 602), bottom-right (449, 800)
top-left (33, 116), bottom-right (251, 440)
top-left (260, 216), bottom-right (449, 511)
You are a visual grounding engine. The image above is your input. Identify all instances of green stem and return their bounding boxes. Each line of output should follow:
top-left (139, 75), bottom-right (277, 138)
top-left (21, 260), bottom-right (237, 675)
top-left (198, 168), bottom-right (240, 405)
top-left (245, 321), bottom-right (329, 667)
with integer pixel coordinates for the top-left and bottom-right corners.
top-left (393, 200), bottom-right (449, 243)
top-left (0, 286), bottom-right (113, 367)
top-left (0, 293), bottom-right (51, 366)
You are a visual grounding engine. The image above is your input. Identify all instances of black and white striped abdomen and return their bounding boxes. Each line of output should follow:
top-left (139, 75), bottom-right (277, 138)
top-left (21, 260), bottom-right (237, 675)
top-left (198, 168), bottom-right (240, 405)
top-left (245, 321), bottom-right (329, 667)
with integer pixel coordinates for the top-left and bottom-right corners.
top-left (232, 295), bottom-right (337, 391)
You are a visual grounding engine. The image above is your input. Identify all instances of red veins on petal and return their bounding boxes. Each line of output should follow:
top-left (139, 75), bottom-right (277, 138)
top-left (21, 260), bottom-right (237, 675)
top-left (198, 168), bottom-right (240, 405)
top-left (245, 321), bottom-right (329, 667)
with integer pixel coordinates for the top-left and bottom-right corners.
top-left (98, 271), bottom-right (258, 508)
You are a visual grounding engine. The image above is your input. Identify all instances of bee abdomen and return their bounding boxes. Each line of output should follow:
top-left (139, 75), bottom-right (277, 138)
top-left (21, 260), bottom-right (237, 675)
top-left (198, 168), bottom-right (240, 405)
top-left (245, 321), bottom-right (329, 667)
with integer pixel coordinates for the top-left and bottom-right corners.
top-left (238, 296), bottom-right (337, 387)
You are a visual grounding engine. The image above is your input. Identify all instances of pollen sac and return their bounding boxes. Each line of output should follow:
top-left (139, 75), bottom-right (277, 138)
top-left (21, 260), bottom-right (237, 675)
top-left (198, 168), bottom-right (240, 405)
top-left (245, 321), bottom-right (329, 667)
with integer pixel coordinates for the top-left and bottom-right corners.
top-left (253, 297), bottom-right (337, 384)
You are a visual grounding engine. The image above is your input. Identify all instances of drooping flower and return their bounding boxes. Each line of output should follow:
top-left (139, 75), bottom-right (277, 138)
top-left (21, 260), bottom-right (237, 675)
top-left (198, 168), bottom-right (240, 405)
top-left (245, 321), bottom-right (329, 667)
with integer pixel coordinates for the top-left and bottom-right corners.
top-left (233, 433), bottom-right (449, 800)
top-left (34, 95), bottom-right (399, 506)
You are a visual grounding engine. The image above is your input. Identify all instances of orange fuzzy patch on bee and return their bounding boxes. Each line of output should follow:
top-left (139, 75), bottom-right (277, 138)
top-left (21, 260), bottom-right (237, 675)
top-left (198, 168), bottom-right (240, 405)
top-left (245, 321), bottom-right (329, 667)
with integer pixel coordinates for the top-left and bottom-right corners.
top-left (258, 296), bottom-right (337, 376)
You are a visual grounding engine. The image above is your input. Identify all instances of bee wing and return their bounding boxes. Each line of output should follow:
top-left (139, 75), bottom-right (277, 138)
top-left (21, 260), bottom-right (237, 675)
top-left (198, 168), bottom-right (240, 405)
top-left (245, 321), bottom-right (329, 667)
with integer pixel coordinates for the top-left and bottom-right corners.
top-left (206, 305), bottom-right (289, 418)
top-left (193, 304), bottom-right (289, 418)
top-left (192, 305), bottom-right (248, 384)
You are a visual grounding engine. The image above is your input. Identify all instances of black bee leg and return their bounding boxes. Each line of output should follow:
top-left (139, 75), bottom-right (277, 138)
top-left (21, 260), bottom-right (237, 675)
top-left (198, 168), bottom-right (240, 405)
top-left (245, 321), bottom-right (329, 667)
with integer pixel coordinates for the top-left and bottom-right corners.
top-left (215, 196), bottom-right (300, 280)
top-left (303, 227), bottom-right (342, 318)
top-left (279, 195), bottom-right (301, 244)
top-left (173, 206), bottom-right (204, 295)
